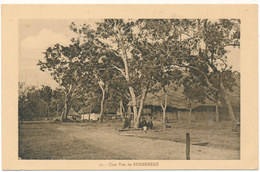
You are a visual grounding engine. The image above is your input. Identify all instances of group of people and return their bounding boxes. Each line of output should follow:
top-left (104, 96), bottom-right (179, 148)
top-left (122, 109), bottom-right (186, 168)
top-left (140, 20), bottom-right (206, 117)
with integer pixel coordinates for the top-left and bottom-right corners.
top-left (139, 119), bottom-right (153, 130)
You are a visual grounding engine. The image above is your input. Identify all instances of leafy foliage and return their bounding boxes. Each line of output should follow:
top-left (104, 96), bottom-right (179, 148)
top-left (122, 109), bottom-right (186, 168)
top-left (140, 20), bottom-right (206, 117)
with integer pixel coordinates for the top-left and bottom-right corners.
top-left (18, 83), bottom-right (64, 120)
top-left (32, 18), bottom-right (240, 123)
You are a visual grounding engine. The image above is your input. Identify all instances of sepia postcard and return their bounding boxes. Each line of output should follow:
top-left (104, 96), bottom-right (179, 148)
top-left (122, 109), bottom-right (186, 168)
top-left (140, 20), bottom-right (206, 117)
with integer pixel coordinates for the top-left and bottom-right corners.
top-left (2, 4), bottom-right (258, 170)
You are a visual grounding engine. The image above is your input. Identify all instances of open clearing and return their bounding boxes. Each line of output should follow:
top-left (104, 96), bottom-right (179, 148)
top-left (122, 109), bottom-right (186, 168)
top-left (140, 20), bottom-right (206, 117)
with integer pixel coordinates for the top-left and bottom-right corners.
top-left (19, 121), bottom-right (240, 160)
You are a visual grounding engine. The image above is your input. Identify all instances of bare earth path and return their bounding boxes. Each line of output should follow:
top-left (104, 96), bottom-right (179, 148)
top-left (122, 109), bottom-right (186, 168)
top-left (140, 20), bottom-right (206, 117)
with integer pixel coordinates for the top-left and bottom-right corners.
top-left (57, 124), bottom-right (239, 160)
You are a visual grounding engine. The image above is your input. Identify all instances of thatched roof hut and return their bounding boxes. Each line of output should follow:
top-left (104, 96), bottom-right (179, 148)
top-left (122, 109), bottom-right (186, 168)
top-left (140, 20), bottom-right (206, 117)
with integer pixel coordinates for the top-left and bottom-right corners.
top-left (78, 107), bottom-right (91, 114)
top-left (128, 86), bottom-right (215, 110)
top-left (67, 108), bottom-right (79, 116)
top-left (78, 105), bottom-right (100, 114)
top-left (78, 97), bottom-right (118, 115)
top-left (77, 98), bottom-right (101, 114)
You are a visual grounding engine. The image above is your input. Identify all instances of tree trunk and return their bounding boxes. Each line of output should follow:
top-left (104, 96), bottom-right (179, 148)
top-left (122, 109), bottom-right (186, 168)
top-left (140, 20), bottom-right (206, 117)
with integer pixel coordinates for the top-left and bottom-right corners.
top-left (118, 37), bottom-right (142, 129)
top-left (56, 101), bottom-right (59, 116)
top-left (118, 38), bottom-right (151, 128)
top-left (136, 88), bottom-right (148, 124)
top-left (220, 82), bottom-right (236, 122)
top-left (99, 82), bottom-right (106, 123)
top-left (188, 101), bottom-right (192, 123)
top-left (215, 103), bottom-right (219, 122)
top-left (162, 108), bottom-right (166, 130)
top-left (119, 99), bottom-right (123, 114)
top-left (136, 86), bottom-right (149, 129)
top-left (127, 106), bottom-right (131, 117)
top-left (161, 93), bottom-right (167, 131)
top-left (189, 108), bottom-right (192, 123)
top-left (63, 95), bottom-right (68, 119)
top-left (100, 93), bottom-right (105, 122)
top-left (177, 110), bottom-right (181, 122)
top-left (152, 106), bottom-right (155, 119)
top-left (117, 36), bottom-right (150, 129)
top-left (222, 92), bottom-right (236, 122)
top-left (119, 99), bottom-right (125, 123)
top-left (129, 86), bottom-right (139, 129)
top-left (47, 105), bottom-right (49, 117)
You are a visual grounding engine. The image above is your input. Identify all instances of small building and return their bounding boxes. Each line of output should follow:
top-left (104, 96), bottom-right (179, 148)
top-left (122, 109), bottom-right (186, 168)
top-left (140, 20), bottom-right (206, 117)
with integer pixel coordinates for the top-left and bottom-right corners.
top-left (89, 113), bottom-right (101, 121)
top-left (78, 107), bottom-right (91, 120)
top-left (127, 85), bottom-right (218, 123)
top-left (78, 106), bottom-right (101, 121)
top-left (67, 108), bottom-right (80, 120)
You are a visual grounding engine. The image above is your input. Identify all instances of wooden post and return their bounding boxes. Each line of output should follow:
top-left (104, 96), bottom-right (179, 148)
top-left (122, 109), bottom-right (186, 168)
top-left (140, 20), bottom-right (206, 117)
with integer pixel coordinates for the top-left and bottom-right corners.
top-left (186, 133), bottom-right (190, 160)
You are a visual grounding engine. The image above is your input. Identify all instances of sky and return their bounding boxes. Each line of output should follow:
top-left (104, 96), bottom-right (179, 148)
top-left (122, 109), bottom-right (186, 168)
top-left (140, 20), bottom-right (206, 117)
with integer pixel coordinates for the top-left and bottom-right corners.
top-left (19, 19), bottom-right (94, 89)
top-left (19, 19), bottom-right (240, 89)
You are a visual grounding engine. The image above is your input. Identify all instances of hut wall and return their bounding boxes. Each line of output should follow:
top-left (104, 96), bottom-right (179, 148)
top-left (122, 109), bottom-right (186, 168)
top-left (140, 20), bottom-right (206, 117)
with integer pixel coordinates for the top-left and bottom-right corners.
top-left (142, 108), bottom-right (152, 115)
top-left (192, 106), bottom-right (216, 122)
top-left (81, 114), bottom-right (90, 120)
top-left (143, 104), bottom-right (240, 123)
top-left (67, 115), bottom-right (80, 120)
top-left (150, 107), bottom-right (217, 123)
top-left (175, 108), bottom-right (215, 123)
top-left (178, 106), bottom-right (241, 123)
top-left (177, 110), bottom-right (190, 121)
top-left (165, 111), bottom-right (178, 122)
top-left (191, 111), bottom-right (215, 122)
top-left (90, 113), bottom-right (100, 120)
top-left (67, 116), bottom-right (73, 120)
top-left (151, 108), bottom-right (181, 122)
top-left (153, 110), bottom-right (162, 120)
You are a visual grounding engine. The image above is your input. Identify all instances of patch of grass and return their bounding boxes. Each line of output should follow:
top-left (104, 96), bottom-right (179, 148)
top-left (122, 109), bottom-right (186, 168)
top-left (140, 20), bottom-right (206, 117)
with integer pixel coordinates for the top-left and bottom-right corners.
top-left (19, 123), bottom-right (129, 159)
top-left (19, 120), bottom-right (240, 160)
top-left (77, 119), bottom-right (239, 151)
top-left (115, 121), bottom-right (240, 150)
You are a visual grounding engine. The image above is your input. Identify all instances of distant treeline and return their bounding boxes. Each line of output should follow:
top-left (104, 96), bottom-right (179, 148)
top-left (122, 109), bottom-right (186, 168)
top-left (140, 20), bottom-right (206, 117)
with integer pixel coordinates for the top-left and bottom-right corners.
top-left (18, 82), bottom-right (124, 121)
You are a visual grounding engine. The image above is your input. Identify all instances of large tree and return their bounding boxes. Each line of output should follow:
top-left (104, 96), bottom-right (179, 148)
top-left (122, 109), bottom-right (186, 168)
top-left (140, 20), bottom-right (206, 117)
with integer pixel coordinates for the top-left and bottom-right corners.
top-left (133, 19), bottom-right (240, 123)
top-left (87, 19), bottom-right (153, 128)
top-left (69, 19), bottom-right (185, 128)
top-left (182, 74), bottom-right (209, 123)
top-left (176, 19), bottom-right (240, 122)
top-left (143, 19), bottom-right (241, 122)
top-left (38, 43), bottom-right (90, 120)
top-left (69, 25), bottom-right (119, 122)
top-left (133, 19), bottom-right (190, 128)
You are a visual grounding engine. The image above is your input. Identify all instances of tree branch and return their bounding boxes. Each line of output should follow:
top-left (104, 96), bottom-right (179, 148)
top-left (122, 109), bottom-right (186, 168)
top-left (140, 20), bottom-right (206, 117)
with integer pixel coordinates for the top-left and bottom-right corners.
top-left (124, 93), bottom-right (131, 101)
top-left (111, 65), bottom-right (126, 78)
top-left (174, 63), bottom-right (218, 92)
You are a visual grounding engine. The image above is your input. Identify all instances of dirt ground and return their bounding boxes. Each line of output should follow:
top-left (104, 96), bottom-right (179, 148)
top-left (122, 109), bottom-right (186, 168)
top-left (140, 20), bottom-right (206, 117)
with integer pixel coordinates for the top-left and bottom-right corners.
top-left (19, 121), bottom-right (240, 160)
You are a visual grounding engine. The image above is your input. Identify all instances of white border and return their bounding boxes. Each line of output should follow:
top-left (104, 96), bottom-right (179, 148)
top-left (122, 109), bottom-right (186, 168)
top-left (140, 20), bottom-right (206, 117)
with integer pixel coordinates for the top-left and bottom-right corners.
top-left (0, 1), bottom-right (259, 172)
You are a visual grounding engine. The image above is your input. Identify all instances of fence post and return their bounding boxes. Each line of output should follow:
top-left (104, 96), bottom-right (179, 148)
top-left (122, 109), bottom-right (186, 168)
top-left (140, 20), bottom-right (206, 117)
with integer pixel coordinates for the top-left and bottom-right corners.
top-left (186, 133), bottom-right (190, 160)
